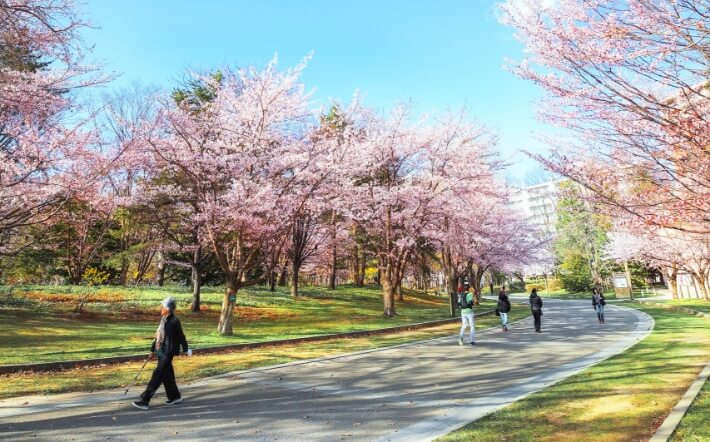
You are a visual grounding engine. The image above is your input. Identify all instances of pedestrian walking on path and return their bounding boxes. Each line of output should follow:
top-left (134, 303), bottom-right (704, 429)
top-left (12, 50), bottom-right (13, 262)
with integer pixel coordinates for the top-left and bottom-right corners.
top-left (458, 285), bottom-right (476, 346)
top-left (592, 288), bottom-right (606, 324)
top-left (529, 288), bottom-right (543, 333)
top-left (497, 287), bottom-right (511, 331)
top-left (132, 297), bottom-right (189, 410)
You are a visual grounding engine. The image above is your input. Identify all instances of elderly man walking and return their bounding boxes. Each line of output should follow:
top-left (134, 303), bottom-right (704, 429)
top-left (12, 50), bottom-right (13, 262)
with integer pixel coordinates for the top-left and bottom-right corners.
top-left (132, 297), bottom-right (189, 410)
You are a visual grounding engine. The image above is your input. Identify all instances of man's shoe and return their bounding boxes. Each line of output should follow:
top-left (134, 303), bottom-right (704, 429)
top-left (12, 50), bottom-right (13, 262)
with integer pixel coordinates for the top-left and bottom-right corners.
top-left (458, 338), bottom-right (463, 346)
top-left (132, 401), bottom-right (149, 410)
top-left (166, 397), bottom-right (183, 405)
top-left (470, 341), bottom-right (476, 346)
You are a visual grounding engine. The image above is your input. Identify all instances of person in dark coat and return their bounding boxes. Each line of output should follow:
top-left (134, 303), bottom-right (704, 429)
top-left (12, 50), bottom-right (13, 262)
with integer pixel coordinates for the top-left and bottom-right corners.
top-left (592, 287), bottom-right (606, 324)
top-left (133, 296), bottom-right (189, 410)
top-left (529, 288), bottom-right (543, 333)
top-left (497, 287), bottom-right (511, 332)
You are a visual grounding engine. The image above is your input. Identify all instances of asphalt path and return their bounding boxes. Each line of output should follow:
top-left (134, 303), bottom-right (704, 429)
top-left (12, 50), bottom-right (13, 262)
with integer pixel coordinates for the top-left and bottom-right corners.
top-left (0, 299), bottom-right (653, 441)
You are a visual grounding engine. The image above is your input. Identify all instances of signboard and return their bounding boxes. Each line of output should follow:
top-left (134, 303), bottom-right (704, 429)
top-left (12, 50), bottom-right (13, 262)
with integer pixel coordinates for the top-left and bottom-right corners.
top-left (613, 276), bottom-right (628, 288)
top-left (612, 272), bottom-right (631, 298)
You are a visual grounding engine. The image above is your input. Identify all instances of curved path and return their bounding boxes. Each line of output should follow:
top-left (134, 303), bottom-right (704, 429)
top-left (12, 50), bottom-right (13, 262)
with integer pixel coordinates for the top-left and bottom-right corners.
top-left (0, 300), bottom-right (653, 441)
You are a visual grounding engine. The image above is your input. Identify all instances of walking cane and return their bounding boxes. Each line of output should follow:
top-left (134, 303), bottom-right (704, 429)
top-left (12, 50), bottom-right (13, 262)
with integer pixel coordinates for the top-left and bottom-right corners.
top-left (123, 356), bottom-right (151, 396)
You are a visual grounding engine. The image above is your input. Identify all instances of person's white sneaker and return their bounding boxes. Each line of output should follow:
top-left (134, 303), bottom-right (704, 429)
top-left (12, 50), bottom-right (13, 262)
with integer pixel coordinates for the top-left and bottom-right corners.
top-left (132, 401), bottom-right (149, 410)
top-left (166, 397), bottom-right (183, 405)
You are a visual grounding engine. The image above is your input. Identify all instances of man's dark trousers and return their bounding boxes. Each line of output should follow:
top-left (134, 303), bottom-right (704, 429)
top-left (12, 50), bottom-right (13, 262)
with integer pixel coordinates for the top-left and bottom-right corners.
top-left (532, 311), bottom-right (542, 332)
top-left (140, 355), bottom-right (180, 403)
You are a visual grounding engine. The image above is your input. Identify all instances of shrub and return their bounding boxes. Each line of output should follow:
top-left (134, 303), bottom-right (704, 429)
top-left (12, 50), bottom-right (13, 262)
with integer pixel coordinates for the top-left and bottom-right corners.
top-left (524, 278), bottom-right (562, 293)
top-left (82, 267), bottom-right (110, 286)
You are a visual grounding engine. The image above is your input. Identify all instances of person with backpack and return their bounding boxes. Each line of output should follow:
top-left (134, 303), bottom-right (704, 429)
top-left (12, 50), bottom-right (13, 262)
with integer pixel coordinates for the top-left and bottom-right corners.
top-left (132, 296), bottom-right (189, 410)
top-left (458, 285), bottom-right (476, 346)
top-left (592, 287), bottom-right (606, 324)
top-left (497, 287), bottom-right (511, 331)
top-left (529, 288), bottom-right (543, 333)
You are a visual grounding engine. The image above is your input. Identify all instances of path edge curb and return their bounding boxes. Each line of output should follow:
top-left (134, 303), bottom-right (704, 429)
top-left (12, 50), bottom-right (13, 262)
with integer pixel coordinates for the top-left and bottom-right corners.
top-left (649, 359), bottom-right (710, 442)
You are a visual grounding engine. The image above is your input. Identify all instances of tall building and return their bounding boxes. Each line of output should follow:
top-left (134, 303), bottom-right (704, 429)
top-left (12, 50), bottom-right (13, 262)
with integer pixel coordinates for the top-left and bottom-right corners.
top-left (509, 179), bottom-right (563, 236)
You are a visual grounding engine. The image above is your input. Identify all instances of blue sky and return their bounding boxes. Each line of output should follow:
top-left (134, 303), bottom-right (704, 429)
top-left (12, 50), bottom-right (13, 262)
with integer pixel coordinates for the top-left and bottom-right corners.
top-left (82, 0), bottom-right (554, 183)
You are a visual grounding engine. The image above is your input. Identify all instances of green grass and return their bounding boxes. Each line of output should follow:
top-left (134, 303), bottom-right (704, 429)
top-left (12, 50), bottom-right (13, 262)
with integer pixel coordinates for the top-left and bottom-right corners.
top-left (0, 306), bottom-right (531, 399)
top-left (438, 304), bottom-right (710, 442)
top-left (664, 298), bottom-right (710, 315)
top-left (672, 378), bottom-right (710, 441)
top-left (0, 283), bottom-right (493, 365)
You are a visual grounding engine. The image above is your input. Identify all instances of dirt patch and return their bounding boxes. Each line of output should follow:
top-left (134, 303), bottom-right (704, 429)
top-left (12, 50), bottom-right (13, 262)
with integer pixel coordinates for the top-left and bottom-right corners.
top-left (21, 291), bottom-right (128, 304)
top-left (540, 431), bottom-right (586, 442)
top-left (398, 296), bottom-right (446, 306)
top-left (575, 394), bottom-right (636, 422)
top-left (234, 307), bottom-right (298, 321)
top-left (545, 411), bottom-right (567, 425)
top-left (57, 309), bottom-right (161, 323)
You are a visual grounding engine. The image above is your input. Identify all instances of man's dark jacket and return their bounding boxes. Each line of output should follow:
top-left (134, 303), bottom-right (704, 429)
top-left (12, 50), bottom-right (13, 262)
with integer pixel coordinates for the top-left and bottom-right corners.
top-left (151, 313), bottom-right (189, 357)
top-left (529, 294), bottom-right (543, 312)
top-left (497, 294), bottom-right (511, 313)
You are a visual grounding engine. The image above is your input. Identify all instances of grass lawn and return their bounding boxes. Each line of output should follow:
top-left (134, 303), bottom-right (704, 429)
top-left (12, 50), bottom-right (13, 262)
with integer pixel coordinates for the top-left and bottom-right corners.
top-left (664, 298), bottom-right (710, 315)
top-left (0, 283), bottom-right (491, 365)
top-left (438, 304), bottom-right (710, 442)
top-left (0, 306), bottom-right (531, 399)
top-left (672, 378), bottom-right (710, 441)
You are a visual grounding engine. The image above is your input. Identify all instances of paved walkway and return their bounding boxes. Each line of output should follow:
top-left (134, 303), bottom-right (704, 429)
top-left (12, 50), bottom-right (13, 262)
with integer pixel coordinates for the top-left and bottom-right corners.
top-left (0, 300), bottom-right (653, 442)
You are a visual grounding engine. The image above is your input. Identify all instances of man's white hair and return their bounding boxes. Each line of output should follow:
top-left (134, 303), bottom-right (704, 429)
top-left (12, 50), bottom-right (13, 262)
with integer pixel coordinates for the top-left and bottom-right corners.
top-left (161, 296), bottom-right (177, 312)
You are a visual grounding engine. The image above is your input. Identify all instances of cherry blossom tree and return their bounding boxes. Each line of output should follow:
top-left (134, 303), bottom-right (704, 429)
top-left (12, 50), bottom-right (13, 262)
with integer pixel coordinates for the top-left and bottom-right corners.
top-left (0, 0), bottom-right (104, 254)
top-left (501, 0), bottom-right (709, 234)
top-left (607, 227), bottom-right (709, 299)
top-left (144, 57), bottom-right (314, 335)
top-left (334, 106), bottom-right (502, 316)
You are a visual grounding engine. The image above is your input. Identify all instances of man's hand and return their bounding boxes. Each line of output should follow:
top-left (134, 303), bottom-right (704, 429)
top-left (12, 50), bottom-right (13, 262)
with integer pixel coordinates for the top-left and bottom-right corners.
top-left (148, 352), bottom-right (155, 360)
top-left (186, 349), bottom-right (193, 357)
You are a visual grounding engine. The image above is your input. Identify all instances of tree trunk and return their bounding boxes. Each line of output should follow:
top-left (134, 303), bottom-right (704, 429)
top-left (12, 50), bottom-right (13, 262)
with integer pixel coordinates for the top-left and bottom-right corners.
top-left (191, 267), bottom-right (201, 312)
top-left (291, 261), bottom-right (301, 298)
top-left (692, 273), bottom-right (709, 300)
top-left (358, 255), bottom-right (366, 286)
top-left (328, 212), bottom-right (337, 290)
top-left (278, 267), bottom-right (288, 286)
top-left (473, 267), bottom-right (486, 305)
top-left (329, 251), bottom-right (337, 289)
top-left (119, 257), bottom-right (129, 286)
top-left (447, 272), bottom-right (458, 317)
top-left (190, 247), bottom-right (202, 312)
top-left (396, 282), bottom-right (403, 301)
top-left (517, 273), bottom-right (525, 289)
top-left (666, 268), bottom-right (678, 299)
top-left (382, 276), bottom-right (396, 317)
top-left (351, 242), bottom-right (360, 284)
top-left (218, 278), bottom-right (237, 335)
top-left (156, 254), bottom-right (166, 287)
top-left (269, 271), bottom-right (277, 291)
